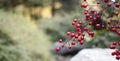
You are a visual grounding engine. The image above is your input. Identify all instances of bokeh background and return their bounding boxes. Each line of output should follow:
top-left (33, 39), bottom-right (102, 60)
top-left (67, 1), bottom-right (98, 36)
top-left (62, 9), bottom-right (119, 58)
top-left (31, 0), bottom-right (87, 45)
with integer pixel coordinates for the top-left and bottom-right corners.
top-left (0, 0), bottom-right (120, 61)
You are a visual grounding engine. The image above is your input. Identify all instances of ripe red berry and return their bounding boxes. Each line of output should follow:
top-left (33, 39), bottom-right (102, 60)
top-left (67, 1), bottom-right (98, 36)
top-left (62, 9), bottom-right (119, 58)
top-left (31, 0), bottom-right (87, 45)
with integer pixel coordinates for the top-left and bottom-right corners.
top-left (61, 44), bottom-right (64, 48)
top-left (111, 27), bottom-right (116, 32)
top-left (102, 25), bottom-right (105, 28)
top-left (81, 3), bottom-right (88, 8)
top-left (68, 46), bottom-right (72, 49)
top-left (78, 31), bottom-right (81, 36)
top-left (81, 36), bottom-right (84, 40)
top-left (66, 32), bottom-right (71, 36)
top-left (115, 3), bottom-right (120, 8)
top-left (118, 42), bottom-right (120, 46)
top-left (79, 41), bottom-right (84, 45)
top-left (83, 0), bottom-right (87, 2)
top-left (89, 22), bottom-right (92, 25)
top-left (71, 41), bottom-right (76, 45)
top-left (78, 38), bottom-right (82, 42)
top-left (58, 39), bottom-right (63, 43)
top-left (73, 19), bottom-right (77, 22)
top-left (91, 9), bottom-right (95, 14)
top-left (109, 44), bottom-right (116, 49)
top-left (76, 24), bottom-right (81, 28)
top-left (84, 10), bottom-right (88, 14)
top-left (88, 31), bottom-right (94, 37)
top-left (111, 52), bottom-right (116, 56)
top-left (76, 28), bottom-right (81, 31)
top-left (83, 27), bottom-right (89, 31)
top-left (96, 15), bottom-right (100, 19)
top-left (116, 56), bottom-right (120, 60)
top-left (75, 34), bottom-right (79, 38)
top-left (71, 32), bottom-right (75, 38)
top-left (107, 21), bottom-right (111, 24)
top-left (104, 0), bottom-right (109, 3)
top-left (117, 32), bottom-right (120, 36)
top-left (56, 47), bottom-right (60, 52)
top-left (96, 24), bottom-right (100, 28)
top-left (86, 13), bottom-right (90, 18)
top-left (107, 3), bottom-right (112, 7)
top-left (78, 21), bottom-right (82, 24)
top-left (97, 1), bottom-right (100, 4)
top-left (112, 41), bottom-right (117, 45)
top-left (72, 21), bottom-right (76, 25)
top-left (93, 17), bottom-right (97, 21)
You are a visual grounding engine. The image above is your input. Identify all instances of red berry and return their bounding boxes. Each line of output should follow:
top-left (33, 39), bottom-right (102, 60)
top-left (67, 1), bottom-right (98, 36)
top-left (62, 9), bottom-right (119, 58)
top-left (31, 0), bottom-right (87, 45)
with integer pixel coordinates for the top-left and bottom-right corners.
top-left (58, 39), bottom-right (63, 43)
top-left (81, 3), bottom-right (88, 8)
top-left (73, 19), bottom-right (77, 22)
top-left (76, 28), bottom-right (81, 31)
top-left (107, 21), bottom-right (111, 24)
top-left (86, 13), bottom-right (90, 18)
top-left (112, 41), bottom-right (117, 45)
top-left (84, 10), bottom-right (88, 14)
top-left (79, 41), bottom-right (84, 45)
top-left (83, 0), bottom-right (87, 2)
top-left (93, 17), bottom-right (97, 21)
top-left (97, 1), bottom-right (100, 4)
top-left (96, 11), bottom-right (100, 15)
top-left (78, 31), bottom-right (81, 36)
top-left (107, 3), bottom-right (112, 7)
top-left (76, 24), bottom-right (81, 28)
top-left (75, 34), bottom-right (79, 38)
top-left (78, 38), bottom-right (82, 42)
top-left (111, 27), bottom-right (116, 32)
top-left (91, 9), bottom-right (95, 14)
top-left (56, 47), bottom-right (60, 52)
top-left (104, 0), bottom-right (109, 3)
top-left (102, 25), bottom-right (105, 28)
top-left (118, 42), bottom-right (120, 46)
top-left (111, 52), bottom-right (116, 56)
top-left (81, 36), bottom-right (84, 40)
top-left (83, 27), bottom-right (89, 31)
top-left (96, 15), bottom-right (100, 19)
top-left (71, 32), bottom-right (75, 37)
top-left (61, 44), bottom-right (64, 48)
top-left (66, 32), bottom-right (71, 36)
top-left (71, 41), bottom-right (76, 45)
top-left (88, 31), bottom-right (94, 37)
top-left (89, 22), bottom-right (92, 25)
top-left (96, 24), bottom-right (100, 28)
top-left (72, 22), bottom-right (76, 25)
top-left (115, 3), bottom-right (120, 8)
top-left (109, 44), bottom-right (116, 49)
top-left (78, 21), bottom-right (82, 24)
top-left (117, 32), bottom-right (120, 36)
top-left (116, 56), bottom-right (120, 60)
top-left (68, 46), bottom-right (72, 49)
top-left (89, 16), bottom-right (93, 19)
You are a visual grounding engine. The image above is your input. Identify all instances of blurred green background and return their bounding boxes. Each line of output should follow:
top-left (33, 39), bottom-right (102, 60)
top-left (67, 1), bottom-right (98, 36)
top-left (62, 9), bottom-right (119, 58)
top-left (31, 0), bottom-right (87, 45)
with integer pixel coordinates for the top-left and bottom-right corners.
top-left (0, 0), bottom-right (119, 61)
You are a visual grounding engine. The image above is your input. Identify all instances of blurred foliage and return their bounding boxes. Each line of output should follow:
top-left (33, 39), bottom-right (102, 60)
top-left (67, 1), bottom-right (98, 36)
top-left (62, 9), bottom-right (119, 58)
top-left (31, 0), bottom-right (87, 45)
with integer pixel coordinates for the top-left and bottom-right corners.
top-left (25, 0), bottom-right (51, 7)
top-left (0, 10), bottom-right (53, 61)
top-left (58, 0), bottom-right (80, 13)
top-left (0, 21), bottom-right (31, 61)
top-left (86, 30), bottom-right (120, 48)
top-left (39, 15), bottom-right (74, 42)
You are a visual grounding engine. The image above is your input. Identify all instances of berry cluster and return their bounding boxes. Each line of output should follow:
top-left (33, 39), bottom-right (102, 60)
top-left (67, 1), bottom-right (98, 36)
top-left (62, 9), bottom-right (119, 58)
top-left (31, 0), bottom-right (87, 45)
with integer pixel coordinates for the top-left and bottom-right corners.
top-left (56, 0), bottom-right (120, 60)
top-left (109, 41), bottom-right (120, 60)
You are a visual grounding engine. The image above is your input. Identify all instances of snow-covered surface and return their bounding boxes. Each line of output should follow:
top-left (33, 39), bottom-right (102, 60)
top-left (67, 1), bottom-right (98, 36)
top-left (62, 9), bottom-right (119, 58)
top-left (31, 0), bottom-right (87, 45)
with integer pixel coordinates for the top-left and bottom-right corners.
top-left (70, 48), bottom-right (118, 61)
